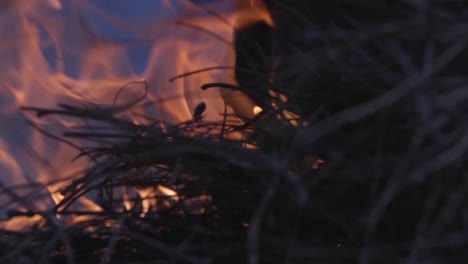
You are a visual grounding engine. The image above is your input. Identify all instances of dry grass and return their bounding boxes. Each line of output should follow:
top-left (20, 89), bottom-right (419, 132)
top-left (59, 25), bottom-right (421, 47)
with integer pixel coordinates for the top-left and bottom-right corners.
top-left (1, 0), bottom-right (467, 263)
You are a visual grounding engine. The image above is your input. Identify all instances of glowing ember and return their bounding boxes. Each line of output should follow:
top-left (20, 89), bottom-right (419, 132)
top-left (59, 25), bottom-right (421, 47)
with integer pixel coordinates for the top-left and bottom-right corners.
top-left (253, 106), bottom-right (263, 115)
top-left (0, 0), bottom-right (272, 230)
top-left (157, 185), bottom-right (179, 200)
top-left (136, 187), bottom-right (157, 218)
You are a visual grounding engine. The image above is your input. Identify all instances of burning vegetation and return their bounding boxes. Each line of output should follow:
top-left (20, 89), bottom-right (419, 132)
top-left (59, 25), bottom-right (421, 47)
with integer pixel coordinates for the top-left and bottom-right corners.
top-left (0, 0), bottom-right (467, 263)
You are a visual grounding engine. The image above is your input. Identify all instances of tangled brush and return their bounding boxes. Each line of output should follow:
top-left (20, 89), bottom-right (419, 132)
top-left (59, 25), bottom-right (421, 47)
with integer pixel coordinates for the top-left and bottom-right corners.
top-left (1, 1), bottom-right (467, 263)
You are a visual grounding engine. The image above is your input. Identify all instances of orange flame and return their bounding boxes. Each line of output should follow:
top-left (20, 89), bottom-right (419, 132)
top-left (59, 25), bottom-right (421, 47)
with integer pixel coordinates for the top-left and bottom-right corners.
top-left (0, 0), bottom-right (272, 230)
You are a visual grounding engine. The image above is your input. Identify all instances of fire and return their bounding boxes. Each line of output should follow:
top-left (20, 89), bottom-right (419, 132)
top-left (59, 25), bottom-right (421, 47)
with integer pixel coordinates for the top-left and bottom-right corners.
top-left (0, 0), bottom-right (272, 231)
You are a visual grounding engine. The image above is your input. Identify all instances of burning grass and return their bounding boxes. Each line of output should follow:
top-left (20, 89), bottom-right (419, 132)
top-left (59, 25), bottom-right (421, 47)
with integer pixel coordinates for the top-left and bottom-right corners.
top-left (1, 0), bottom-right (468, 263)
